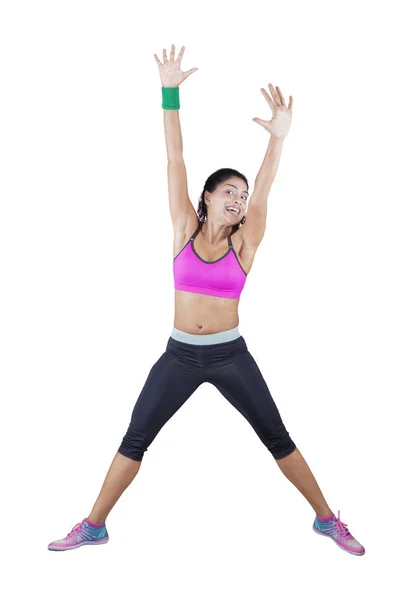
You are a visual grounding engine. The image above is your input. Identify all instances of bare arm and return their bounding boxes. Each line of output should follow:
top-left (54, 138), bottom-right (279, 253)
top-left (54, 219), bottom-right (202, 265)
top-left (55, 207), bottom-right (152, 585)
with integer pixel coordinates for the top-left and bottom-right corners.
top-left (164, 109), bottom-right (195, 231)
top-left (242, 84), bottom-right (293, 249)
top-left (243, 136), bottom-right (285, 247)
top-left (154, 44), bottom-right (199, 232)
top-left (164, 108), bottom-right (183, 159)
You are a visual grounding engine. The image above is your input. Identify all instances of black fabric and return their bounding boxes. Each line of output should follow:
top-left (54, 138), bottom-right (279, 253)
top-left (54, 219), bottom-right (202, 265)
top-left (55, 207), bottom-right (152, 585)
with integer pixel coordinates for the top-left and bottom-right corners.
top-left (118, 335), bottom-right (296, 462)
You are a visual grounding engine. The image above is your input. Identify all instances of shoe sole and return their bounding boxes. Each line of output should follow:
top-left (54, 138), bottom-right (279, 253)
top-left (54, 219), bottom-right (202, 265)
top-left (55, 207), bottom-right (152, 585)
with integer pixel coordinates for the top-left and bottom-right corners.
top-left (48, 537), bottom-right (109, 551)
top-left (312, 525), bottom-right (365, 556)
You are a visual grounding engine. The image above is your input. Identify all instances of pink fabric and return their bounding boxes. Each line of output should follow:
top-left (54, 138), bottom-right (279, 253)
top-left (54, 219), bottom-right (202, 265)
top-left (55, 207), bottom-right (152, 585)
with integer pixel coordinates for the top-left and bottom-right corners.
top-left (316, 513), bottom-right (335, 522)
top-left (313, 509), bottom-right (365, 555)
top-left (173, 240), bottom-right (247, 299)
top-left (84, 518), bottom-right (104, 528)
top-left (334, 511), bottom-right (353, 538)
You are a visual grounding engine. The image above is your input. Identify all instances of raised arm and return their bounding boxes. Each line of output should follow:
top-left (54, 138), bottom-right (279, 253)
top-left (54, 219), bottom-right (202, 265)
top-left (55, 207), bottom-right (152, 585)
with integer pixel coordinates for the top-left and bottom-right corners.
top-left (242, 84), bottom-right (293, 249)
top-left (154, 44), bottom-right (199, 233)
top-left (164, 110), bottom-right (194, 232)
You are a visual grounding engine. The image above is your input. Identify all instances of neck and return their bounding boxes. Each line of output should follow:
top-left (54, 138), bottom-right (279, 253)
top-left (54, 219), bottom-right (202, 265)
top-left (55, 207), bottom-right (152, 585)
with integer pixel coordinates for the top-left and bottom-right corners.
top-left (201, 220), bottom-right (233, 245)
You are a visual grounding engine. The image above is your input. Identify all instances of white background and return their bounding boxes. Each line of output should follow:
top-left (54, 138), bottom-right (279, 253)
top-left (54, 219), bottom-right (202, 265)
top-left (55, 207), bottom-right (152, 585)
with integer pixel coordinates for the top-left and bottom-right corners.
top-left (1, 0), bottom-right (399, 598)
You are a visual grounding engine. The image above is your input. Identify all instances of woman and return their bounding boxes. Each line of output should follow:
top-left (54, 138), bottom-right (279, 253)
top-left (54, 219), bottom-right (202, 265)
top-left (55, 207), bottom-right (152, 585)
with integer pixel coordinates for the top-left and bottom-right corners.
top-left (48, 45), bottom-right (365, 556)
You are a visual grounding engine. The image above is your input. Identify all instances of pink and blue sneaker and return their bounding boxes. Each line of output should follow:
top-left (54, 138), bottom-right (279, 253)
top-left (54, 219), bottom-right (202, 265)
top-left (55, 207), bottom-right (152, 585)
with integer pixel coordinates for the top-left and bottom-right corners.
top-left (48, 518), bottom-right (109, 551)
top-left (313, 510), bottom-right (365, 556)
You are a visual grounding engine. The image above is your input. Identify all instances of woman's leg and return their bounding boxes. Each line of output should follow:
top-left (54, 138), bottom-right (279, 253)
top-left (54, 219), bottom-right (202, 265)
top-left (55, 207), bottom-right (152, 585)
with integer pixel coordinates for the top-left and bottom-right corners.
top-left (275, 448), bottom-right (334, 516)
top-left (206, 337), bottom-right (334, 516)
top-left (87, 452), bottom-right (141, 524)
top-left (87, 345), bottom-right (204, 524)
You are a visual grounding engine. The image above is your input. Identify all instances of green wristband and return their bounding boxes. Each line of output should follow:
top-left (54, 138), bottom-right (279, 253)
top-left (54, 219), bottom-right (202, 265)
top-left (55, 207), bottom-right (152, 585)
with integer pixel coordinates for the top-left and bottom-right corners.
top-left (162, 87), bottom-right (180, 110)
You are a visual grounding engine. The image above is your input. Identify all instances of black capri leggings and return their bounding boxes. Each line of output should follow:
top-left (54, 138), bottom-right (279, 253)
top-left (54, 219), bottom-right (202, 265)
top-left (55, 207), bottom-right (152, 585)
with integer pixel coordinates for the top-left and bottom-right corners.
top-left (118, 335), bottom-right (297, 462)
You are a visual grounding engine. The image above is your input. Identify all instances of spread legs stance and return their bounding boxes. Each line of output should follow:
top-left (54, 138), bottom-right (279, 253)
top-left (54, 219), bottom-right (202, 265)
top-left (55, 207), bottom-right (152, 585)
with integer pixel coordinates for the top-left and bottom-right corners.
top-left (87, 448), bottom-right (333, 525)
top-left (87, 336), bottom-right (333, 524)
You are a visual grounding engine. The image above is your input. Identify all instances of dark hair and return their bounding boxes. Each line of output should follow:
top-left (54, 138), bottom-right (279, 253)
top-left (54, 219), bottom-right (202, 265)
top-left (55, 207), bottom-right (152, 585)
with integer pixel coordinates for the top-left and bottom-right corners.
top-left (197, 168), bottom-right (248, 233)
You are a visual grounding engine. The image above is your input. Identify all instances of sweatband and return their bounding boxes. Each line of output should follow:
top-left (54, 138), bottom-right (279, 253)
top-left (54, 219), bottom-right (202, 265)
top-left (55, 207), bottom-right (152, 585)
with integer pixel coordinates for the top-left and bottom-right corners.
top-left (162, 87), bottom-right (180, 110)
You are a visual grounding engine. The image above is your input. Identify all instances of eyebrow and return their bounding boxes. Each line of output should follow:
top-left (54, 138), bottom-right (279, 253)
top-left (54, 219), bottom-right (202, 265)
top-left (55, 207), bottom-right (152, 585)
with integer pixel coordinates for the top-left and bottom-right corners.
top-left (225, 184), bottom-right (249, 195)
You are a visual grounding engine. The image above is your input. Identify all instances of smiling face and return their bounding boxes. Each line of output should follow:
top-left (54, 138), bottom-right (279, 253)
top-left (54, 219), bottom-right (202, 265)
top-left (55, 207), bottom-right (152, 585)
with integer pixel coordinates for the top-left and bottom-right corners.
top-left (205, 177), bottom-right (249, 225)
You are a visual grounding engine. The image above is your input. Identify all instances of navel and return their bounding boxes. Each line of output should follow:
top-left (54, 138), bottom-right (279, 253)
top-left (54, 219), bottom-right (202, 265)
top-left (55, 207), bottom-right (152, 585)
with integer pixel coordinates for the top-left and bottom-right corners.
top-left (197, 324), bottom-right (203, 330)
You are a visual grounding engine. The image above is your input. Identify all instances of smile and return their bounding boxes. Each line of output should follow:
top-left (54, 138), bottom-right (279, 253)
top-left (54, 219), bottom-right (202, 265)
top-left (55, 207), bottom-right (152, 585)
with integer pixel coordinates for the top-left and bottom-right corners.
top-left (225, 206), bottom-right (240, 215)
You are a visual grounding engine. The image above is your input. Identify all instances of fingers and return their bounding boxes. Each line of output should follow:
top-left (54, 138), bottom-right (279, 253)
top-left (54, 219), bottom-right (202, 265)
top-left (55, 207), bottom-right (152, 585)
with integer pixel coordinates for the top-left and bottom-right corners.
top-left (183, 68), bottom-right (199, 80)
top-left (155, 44), bottom-right (185, 65)
top-left (276, 86), bottom-right (293, 111)
top-left (177, 45), bottom-right (185, 63)
top-left (252, 117), bottom-right (271, 130)
top-left (261, 88), bottom-right (274, 110)
top-left (268, 83), bottom-right (281, 105)
top-left (262, 84), bottom-right (294, 112)
top-left (276, 86), bottom-right (286, 107)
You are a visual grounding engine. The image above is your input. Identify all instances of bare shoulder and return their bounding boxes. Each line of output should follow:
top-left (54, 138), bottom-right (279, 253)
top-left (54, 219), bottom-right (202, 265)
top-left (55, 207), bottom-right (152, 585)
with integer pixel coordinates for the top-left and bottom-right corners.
top-left (173, 212), bottom-right (200, 260)
top-left (233, 225), bottom-right (261, 275)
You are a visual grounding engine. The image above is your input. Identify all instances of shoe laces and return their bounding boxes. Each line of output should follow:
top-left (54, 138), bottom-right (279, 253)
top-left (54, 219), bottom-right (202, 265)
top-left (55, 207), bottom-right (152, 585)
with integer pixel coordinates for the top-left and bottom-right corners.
top-left (333, 510), bottom-right (352, 538)
top-left (67, 522), bottom-right (83, 538)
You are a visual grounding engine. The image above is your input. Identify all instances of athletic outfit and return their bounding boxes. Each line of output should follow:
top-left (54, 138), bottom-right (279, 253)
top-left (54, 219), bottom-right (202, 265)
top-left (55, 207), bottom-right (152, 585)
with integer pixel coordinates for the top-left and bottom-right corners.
top-left (173, 221), bottom-right (247, 298)
top-left (117, 220), bottom-right (296, 463)
top-left (48, 220), bottom-right (365, 555)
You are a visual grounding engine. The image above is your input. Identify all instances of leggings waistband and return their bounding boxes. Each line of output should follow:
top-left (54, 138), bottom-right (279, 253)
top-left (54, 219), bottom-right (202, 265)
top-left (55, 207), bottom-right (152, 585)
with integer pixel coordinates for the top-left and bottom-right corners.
top-left (171, 326), bottom-right (241, 345)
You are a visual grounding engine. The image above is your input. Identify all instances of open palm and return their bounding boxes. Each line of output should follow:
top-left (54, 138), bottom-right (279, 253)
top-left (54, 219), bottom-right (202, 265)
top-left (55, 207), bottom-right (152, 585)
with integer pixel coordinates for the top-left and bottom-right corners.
top-left (154, 44), bottom-right (199, 88)
top-left (253, 84), bottom-right (293, 139)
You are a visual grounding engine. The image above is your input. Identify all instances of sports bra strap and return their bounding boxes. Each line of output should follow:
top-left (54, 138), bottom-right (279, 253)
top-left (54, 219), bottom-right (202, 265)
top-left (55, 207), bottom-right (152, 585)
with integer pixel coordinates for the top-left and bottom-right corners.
top-left (190, 222), bottom-right (203, 241)
top-left (191, 222), bottom-right (233, 249)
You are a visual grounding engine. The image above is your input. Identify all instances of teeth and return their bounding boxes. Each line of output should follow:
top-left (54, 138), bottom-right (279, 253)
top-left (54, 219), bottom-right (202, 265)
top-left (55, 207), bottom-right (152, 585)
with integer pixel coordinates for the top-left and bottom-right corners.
top-left (226, 206), bottom-right (239, 214)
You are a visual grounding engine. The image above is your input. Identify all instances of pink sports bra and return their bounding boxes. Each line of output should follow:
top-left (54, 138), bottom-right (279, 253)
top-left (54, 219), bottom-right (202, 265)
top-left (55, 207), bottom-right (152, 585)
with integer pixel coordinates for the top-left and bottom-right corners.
top-left (173, 222), bottom-right (248, 299)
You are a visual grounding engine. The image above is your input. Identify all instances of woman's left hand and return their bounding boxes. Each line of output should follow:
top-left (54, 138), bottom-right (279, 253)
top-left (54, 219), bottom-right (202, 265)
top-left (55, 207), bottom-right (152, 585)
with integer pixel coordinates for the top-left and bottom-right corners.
top-left (252, 84), bottom-right (293, 139)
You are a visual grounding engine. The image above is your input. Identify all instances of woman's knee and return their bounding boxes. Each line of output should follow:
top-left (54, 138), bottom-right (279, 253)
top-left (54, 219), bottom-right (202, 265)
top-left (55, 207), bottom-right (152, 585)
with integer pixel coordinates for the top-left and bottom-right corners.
top-left (261, 421), bottom-right (297, 460)
top-left (118, 428), bottom-right (148, 462)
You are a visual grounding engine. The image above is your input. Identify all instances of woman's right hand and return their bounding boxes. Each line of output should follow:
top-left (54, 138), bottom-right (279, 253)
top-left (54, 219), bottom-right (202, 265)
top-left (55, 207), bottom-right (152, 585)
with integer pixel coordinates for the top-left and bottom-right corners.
top-left (154, 44), bottom-right (199, 88)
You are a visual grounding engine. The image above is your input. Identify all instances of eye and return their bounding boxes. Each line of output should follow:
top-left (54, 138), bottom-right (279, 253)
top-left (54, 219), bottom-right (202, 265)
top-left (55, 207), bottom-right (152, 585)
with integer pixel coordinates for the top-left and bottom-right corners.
top-left (226, 189), bottom-right (248, 201)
